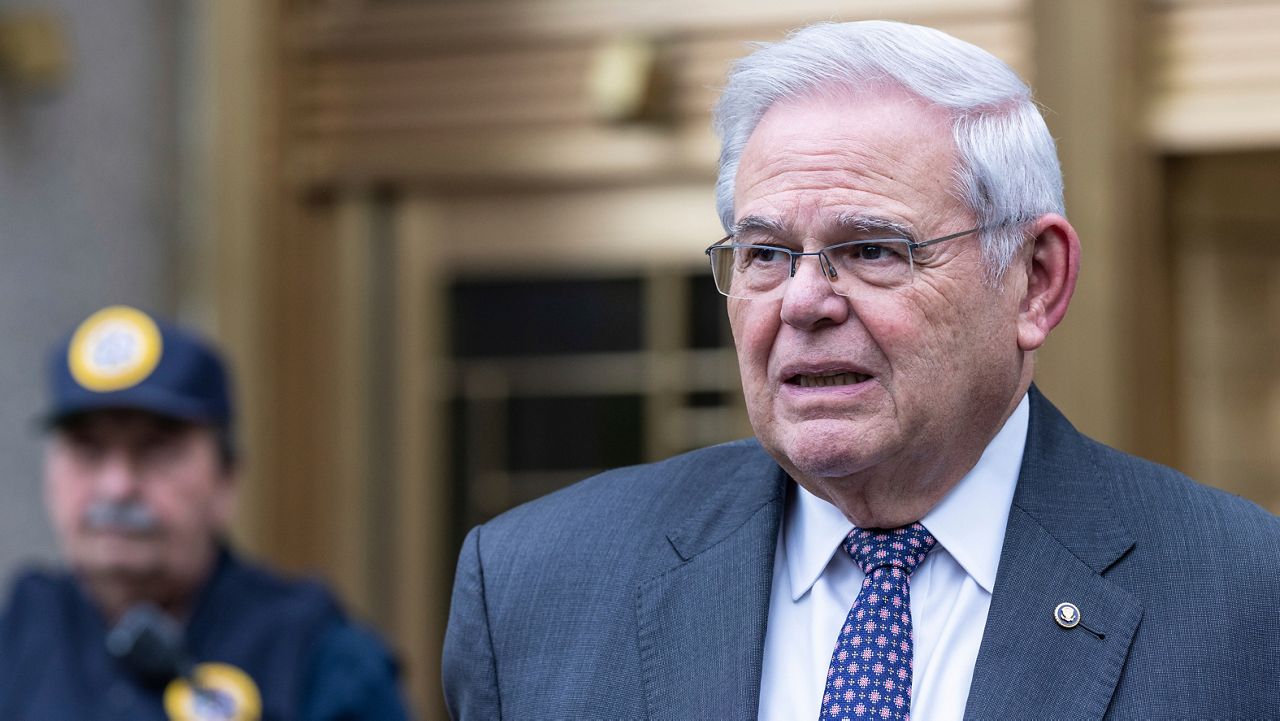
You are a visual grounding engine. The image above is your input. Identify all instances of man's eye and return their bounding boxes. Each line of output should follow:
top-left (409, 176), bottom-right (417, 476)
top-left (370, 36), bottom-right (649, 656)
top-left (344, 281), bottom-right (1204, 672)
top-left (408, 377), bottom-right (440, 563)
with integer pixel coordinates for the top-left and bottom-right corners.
top-left (746, 246), bottom-right (785, 263)
top-left (139, 435), bottom-right (187, 465)
top-left (69, 441), bottom-right (106, 463)
top-left (859, 244), bottom-right (889, 260)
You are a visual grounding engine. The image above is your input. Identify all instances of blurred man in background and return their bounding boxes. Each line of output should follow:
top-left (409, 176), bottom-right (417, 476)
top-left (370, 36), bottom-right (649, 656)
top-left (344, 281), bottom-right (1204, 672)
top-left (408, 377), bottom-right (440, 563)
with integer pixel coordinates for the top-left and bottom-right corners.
top-left (0, 305), bottom-right (411, 721)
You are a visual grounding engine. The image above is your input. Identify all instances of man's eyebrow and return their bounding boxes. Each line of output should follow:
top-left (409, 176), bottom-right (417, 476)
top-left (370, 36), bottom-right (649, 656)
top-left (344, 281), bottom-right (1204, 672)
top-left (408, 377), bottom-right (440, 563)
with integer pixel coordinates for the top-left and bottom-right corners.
top-left (832, 213), bottom-right (915, 240)
top-left (730, 216), bottom-right (788, 237)
top-left (732, 214), bottom-right (917, 241)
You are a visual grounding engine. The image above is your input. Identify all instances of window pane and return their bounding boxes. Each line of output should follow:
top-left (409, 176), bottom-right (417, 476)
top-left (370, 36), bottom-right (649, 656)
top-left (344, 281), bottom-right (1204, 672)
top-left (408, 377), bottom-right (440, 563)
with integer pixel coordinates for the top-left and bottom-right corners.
top-left (450, 278), bottom-right (643, 357)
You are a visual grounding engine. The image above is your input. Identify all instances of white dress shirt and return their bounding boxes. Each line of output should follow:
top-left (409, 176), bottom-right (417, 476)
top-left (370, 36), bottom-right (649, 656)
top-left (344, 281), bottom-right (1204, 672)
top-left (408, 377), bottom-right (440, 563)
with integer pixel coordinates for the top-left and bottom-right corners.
top-left (758, 395), bottom-right (1029, 720)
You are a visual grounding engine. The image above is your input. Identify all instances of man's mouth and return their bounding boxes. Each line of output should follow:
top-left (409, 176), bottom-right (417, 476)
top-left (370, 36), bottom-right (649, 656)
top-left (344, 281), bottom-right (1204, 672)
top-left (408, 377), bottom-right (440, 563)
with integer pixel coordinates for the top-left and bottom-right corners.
top-left (788, 371), bottom-right (870, 388)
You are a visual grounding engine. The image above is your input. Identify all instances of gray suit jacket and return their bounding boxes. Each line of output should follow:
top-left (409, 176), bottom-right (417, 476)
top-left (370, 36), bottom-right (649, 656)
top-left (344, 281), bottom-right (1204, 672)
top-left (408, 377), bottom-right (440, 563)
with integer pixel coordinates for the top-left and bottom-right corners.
top-left (443, 388), bottom-right (1280, 719)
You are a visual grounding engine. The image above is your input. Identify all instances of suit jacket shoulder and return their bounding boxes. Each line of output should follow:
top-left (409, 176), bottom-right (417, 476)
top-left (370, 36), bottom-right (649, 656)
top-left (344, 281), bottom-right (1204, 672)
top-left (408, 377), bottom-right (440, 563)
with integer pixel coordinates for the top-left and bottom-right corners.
top-left (1080, 428), bottom-right (1277, 548)
top-left (1082, 423), bottom-right (1280, 714)
top-left (966, 388), bottom-right (1280, 719)
top-left (444, 438), bottom-right (786, 720)
top-left (478, 438), bottom-right (777, 564)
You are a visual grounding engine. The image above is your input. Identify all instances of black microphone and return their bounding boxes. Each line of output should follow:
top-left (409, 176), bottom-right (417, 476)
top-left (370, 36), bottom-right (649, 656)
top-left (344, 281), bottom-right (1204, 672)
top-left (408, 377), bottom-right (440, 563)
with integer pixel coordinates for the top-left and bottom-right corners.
top-left (107, 604), bottom-right (243, 718)
top-left (105, 603), bottom-right (193, 686)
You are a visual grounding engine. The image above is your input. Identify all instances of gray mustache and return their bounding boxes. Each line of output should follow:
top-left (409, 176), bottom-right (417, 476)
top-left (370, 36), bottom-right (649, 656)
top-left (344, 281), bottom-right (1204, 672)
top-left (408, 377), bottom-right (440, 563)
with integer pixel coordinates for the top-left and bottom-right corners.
top-left (83, 500), bottom-right (160, 533)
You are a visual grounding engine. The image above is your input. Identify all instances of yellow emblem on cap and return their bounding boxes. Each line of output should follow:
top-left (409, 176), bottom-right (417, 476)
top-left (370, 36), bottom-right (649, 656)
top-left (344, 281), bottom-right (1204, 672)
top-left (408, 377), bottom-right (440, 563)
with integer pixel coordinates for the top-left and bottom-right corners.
top-left (163, 662), bottom-right (262, 721)
top-left (67, 306), bottom-right (163, 392)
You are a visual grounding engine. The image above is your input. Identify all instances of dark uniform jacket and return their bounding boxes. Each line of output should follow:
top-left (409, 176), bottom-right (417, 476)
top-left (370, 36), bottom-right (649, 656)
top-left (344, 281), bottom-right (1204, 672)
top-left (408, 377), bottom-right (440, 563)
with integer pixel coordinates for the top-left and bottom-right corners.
top-left (0, 547), bottom-right (410, 721)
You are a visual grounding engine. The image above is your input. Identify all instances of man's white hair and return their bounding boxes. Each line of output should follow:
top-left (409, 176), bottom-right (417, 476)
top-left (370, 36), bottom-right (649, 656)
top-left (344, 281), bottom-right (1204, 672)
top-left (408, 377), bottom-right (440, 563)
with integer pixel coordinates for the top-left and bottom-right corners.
top-left (713, 20), bottom-right (1065, 275)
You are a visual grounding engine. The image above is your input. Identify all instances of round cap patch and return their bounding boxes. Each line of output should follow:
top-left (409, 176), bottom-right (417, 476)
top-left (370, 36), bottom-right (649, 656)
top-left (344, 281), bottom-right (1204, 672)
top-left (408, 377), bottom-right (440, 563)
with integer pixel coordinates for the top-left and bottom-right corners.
top-left (67, 306), bottom-right (163, 392)
top-left (163, 662), bottom-right (262, 721)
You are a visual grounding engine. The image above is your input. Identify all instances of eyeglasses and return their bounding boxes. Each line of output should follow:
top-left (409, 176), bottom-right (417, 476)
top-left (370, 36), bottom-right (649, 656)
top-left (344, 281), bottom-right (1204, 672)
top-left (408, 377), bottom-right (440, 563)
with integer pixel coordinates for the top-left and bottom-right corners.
top-left (704, 227), bottom-right (982, 301)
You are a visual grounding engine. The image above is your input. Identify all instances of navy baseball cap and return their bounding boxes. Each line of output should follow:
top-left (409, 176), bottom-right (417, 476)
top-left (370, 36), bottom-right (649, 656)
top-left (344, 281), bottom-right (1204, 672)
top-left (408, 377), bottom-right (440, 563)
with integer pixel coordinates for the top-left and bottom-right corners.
top-left (44, 305), bottom-right (234, 428)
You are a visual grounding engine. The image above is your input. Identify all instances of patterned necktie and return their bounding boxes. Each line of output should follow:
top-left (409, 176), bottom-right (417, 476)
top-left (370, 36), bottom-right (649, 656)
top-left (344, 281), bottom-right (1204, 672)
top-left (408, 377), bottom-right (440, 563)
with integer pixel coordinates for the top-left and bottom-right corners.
top-left (819, 523), bottom-right (936, 721)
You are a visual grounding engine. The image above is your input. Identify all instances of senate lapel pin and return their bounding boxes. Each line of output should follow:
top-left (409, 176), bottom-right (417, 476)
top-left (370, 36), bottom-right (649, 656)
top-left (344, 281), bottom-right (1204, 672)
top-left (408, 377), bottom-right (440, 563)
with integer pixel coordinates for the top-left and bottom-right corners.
top-left (1054, 602), bottom-right (1081, 629)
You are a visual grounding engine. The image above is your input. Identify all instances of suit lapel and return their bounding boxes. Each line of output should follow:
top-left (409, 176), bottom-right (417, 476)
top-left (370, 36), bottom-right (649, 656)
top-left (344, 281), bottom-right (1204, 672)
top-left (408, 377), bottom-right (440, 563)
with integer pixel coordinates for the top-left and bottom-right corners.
top-left (965, 388), bottom-right (1142, 719)
top-left (635, 444), bottom-right (785, 721)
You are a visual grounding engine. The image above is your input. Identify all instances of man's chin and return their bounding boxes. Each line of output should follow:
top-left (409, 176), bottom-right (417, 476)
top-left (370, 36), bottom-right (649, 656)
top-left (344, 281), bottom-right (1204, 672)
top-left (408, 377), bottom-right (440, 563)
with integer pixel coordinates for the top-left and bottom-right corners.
top-left (72, 542), bottom-right (165, 580)
top-left (768, 418), bottom-right (891, 480)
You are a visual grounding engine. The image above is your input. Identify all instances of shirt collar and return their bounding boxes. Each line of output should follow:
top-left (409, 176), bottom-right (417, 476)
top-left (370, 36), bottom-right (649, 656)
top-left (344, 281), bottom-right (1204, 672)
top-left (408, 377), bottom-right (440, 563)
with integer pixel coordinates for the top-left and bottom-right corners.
top-left (783, 393), bottom-right (1029, 600)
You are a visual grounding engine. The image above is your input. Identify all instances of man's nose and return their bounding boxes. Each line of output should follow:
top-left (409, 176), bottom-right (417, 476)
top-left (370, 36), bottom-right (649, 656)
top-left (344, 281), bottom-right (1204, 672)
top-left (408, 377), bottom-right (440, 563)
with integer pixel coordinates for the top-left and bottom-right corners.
top-left (780, 253), bottom-right (850, 328)
top-left (93, 452), bottom-right (142, 500)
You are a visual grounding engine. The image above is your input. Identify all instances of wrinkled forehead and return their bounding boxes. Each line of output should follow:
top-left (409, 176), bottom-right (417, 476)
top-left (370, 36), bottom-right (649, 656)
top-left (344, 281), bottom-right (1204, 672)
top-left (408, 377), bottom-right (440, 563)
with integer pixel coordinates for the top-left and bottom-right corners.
top-left (733, 87), bottom-right (962, 233)
top-left (742, 86), bottom-right (954, 174)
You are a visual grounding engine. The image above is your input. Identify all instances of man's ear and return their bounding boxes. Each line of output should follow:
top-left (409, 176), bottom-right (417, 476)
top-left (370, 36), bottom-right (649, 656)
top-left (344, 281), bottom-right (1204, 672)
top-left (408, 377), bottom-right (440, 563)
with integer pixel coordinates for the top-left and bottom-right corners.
top-left (1016, 213), bottom-right (1080, 352)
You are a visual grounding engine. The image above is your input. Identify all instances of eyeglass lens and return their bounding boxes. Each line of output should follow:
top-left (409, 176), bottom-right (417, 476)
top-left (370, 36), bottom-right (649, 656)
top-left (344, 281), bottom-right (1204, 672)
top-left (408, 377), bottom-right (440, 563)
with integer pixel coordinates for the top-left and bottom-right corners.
top-left (708, 240), bottom-right (914, 300)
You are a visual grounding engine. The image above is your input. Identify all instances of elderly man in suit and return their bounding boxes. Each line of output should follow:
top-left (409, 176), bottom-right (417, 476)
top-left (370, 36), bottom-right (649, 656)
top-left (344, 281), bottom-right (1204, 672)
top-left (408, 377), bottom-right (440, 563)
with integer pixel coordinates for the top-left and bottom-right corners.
top-left (443, 20), bottom-right (1280, 720)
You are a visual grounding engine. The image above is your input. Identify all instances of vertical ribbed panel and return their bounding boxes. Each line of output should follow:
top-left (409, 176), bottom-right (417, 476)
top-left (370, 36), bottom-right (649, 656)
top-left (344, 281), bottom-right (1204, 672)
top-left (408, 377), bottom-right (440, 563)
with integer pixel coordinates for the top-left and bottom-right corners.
top-left (282, 0), bottom-right (1031, 186)
top-left (1148, 0), bottom-right (1280, 150)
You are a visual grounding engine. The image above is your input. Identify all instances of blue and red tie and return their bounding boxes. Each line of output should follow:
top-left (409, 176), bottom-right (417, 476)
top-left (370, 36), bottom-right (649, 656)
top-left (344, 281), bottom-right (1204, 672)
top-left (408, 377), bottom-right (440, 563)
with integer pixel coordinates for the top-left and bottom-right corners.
top-left (819, 523), bottom-right (936, 720)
